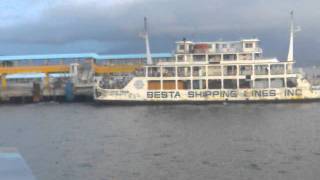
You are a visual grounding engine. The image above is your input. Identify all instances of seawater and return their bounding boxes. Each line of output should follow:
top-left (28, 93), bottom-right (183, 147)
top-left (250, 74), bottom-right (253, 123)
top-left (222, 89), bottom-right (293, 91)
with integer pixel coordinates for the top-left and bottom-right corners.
top-left (0, 102), bottom-right (320, 180)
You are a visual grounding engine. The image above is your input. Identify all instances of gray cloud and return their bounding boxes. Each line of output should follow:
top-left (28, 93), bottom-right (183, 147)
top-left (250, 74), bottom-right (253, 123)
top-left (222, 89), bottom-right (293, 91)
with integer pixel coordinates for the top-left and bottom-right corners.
top-left (0, 0), bottom-right (319, 66)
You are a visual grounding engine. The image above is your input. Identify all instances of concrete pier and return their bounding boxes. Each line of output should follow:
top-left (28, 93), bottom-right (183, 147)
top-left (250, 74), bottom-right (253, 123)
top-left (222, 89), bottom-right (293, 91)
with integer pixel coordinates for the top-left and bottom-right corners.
top-left (0, 82), bottom-right (94, 103)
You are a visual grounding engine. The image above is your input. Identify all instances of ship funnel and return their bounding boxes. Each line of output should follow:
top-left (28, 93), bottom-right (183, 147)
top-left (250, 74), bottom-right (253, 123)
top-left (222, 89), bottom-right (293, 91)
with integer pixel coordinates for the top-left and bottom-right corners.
top-left (143, 17), bottom-right (153, 65)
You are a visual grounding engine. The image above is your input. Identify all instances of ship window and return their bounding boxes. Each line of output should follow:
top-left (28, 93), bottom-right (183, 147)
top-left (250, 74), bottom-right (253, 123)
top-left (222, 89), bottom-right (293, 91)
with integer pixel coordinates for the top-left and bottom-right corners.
top-left (271, 78), bottom-right (285, 88)
top-left (255, 78), bottom-right (269, 89)
top-left (135, 67), bottom-right (146, 77)
top-left (193, 66), bottom-right (206, 76)
top-left (163, 80), bottom-right (176, 90)
top-left (179, 45), bottom-right (185, 50)
top-left (239, 79), bottom-right (252, 89)
top-left (255, 65), bottom-right (269, 75)
top-left (255, 53), bottom-right (261, 60)
top-left (178, 80), bottom-right (191, 90)
top-left (208, 80), bottom-right (221, 89)
top-left (287, 77), bottom-right (297, 88)
top-left (193, 55), bottom-right (206, 62)
top-left (177, 67), bottom-right (191, 77)
top-left (245, 43), bottom-right (253, 48)
top-left (224, 66), bottom-right (237, 76)
top-left (148, 67), bottom-right (161, 77)
top-left (193, 80), bottom-right (206, 89)
top-left (223, 79), bottom-right (237, 89)
top-left (223, 54), bottom-right (237, 61)
top-left (177, 55), bottom-right (184, 62)
top-left (240, 65), bottom-right (252, 75)
top-left (189, 45), bottom-right (194, 52)
top-left (208, 66), bottom-right (221, 76)
top-left (239, 53), bottom-right (253, 60)
top-left (270, 64), bottom-right (285, 75)
top-left (163, 67), bottom-right (176, 77)
top-left (208, 55), bottom-right (221, 64)
top-left (148, 80), bottom-right (161, 90)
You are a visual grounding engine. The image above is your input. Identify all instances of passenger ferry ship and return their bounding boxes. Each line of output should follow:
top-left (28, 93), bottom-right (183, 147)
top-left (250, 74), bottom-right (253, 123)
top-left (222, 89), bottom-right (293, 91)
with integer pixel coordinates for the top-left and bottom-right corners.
top-left (94, 13), bottom-right (320, 103)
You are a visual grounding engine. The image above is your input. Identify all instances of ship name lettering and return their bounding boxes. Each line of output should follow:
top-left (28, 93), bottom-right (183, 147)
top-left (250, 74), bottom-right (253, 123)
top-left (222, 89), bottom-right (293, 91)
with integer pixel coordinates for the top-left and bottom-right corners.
top-left (106, 90), bottom-right (129, 96)
top-left (251, 90), bottom-right (276, 97)
top-left (147, 91), bottom-right (181, 99)
top-left (188, 90), bottom-right (237, 98)
top-left (285, 89), bottom-right (302, 96)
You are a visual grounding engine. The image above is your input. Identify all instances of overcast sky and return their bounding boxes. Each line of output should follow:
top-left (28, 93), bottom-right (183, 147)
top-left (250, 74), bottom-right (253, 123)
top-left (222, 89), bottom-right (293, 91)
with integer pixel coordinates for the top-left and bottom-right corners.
top-left (0, 0), bottom-right (319, 66)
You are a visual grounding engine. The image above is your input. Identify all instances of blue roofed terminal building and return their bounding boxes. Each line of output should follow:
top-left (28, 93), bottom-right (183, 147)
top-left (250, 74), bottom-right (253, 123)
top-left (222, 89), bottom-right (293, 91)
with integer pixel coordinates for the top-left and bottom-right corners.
top-left (0, 52), bottom-right (173, 102)
top-left (0, 53), bottom-right (173, 66)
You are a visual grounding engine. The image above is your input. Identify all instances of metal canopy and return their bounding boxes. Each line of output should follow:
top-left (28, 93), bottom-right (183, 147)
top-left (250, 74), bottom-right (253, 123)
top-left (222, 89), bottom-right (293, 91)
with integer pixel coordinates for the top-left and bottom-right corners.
top-left (0, 53), bottom-right (172, 62)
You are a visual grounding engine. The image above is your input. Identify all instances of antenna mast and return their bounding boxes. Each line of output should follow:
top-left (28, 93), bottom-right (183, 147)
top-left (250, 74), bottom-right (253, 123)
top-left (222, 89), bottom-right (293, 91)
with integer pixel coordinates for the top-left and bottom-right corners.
top-left (287, 11), bottom-right (301, 72)
top-left (287, 11), bottom-right (295, 62)
top-left (144, 17), bottom-right (152, 65)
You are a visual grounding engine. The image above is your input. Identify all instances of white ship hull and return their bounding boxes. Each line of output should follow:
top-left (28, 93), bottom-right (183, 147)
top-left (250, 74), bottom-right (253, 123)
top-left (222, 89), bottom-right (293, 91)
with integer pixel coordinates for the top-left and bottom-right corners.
top-left (94, 78), bottom-right (320, 103)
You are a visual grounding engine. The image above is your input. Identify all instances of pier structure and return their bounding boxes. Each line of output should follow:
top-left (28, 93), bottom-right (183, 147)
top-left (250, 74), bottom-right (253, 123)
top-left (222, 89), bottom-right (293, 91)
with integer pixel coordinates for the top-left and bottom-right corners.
top-left (0, 53), bottom-right (172, 102)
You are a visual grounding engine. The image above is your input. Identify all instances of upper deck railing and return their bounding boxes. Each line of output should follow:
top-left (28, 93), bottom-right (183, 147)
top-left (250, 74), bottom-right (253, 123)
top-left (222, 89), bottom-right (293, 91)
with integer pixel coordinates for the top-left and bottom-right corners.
top-left (177, 47), bottom-right (263, 54)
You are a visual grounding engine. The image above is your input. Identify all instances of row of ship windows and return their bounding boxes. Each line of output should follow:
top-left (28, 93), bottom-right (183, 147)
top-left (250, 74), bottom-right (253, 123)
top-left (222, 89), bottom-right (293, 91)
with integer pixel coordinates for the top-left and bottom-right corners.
top-left (148, 78), bottom-right (297, 90)
top-left (176, 53), bottom-right (261, 62)
top-left (178, 42), bottom-right (255, 52)
top-left (137, 64), bottom-right (289, 77)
